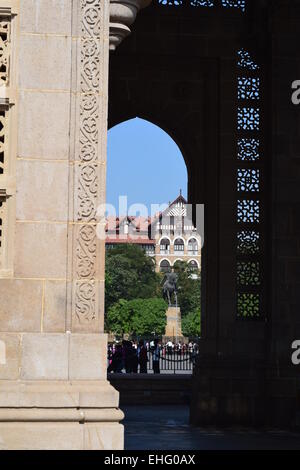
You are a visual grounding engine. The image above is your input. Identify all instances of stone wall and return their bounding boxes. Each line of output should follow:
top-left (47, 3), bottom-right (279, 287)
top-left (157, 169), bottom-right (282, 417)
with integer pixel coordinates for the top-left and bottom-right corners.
top-left (109, 374), bottom-right (192, 406)
top-left (0, 0), bottom-right (124, 450)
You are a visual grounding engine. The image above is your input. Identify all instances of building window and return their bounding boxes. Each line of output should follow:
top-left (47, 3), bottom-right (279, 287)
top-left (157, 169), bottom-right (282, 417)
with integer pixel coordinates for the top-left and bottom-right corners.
top-left (160, 259), bottom-right (171, 273)
top-left (174, 238), bottom-right (184, 253)
top-left (188, 238), bottom-right (198, 255)
top-left (106, 244), bottom-right (116, 250)
top-left (142, 244), bottom-right (155, 256)
top-left (188, 260), bottom-right (199, 271)
top-left (160, 238), bottom-right (170, 254)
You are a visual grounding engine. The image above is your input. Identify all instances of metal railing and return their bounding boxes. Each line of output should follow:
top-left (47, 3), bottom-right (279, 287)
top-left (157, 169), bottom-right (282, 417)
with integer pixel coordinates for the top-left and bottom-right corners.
top-left (147, 348), bottom-right (198, 374)
top-left (107, 343), bottom-right (199, 375)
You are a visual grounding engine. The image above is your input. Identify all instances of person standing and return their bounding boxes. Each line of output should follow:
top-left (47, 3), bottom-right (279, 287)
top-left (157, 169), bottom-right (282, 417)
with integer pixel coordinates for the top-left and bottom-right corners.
top-left (167, 340), bottom-right (173, 356)
top-left (123, 340), bottom-right (132, 373)
top-left (152, 339), bottom-right (160, 374)
top-left (107, 344), bottom-right (123, 373)
top-left (138, 340), bottom-right (148, 374)
top-left (131, 344), bottom-right (139, 374)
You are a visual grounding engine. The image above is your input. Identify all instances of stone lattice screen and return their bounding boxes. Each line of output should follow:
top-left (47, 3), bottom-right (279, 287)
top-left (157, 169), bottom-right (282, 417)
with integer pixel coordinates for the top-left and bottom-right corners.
top-left (156, 0), bottom-right (246, 11)
top-left (236, 49), bottom-right (264, 319)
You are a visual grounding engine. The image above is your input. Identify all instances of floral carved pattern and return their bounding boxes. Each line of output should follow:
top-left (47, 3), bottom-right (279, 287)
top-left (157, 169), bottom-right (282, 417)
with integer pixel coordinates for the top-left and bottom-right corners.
top-left (76, 225), bottom-right (97, 279)
top-left (0, 199), bottom-right (4, 267)
top-left (0, 18), bottom-right (10, 86)
top-left (0, 109), bottom-right (7, 175)
top-left (75, 281), bottom-right (96, 323)
top-left (78, 96), bottom-right (99, 223)
top-left (74, 1), bottom-right (103, 325)
top-left (81, 0), bottom-right (101, 37)
top-left (81, 39), bottom-right (101, 93)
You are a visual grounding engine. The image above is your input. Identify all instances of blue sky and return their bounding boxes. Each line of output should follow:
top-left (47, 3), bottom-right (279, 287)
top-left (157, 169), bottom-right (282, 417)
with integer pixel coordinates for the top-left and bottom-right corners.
top-left (107, 118), bottom-right (187, 216)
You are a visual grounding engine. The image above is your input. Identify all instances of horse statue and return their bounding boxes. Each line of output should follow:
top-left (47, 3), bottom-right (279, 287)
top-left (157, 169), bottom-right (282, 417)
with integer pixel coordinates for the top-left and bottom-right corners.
top-left (162, 271), bottom-right (178, 307)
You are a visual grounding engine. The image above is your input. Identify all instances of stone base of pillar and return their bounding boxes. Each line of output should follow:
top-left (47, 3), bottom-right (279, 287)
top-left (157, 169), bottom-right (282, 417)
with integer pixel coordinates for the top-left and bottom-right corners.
top-left (0, 380), bottom-right (124, 450)
top-left (190, 358), bottom-right (298, 428)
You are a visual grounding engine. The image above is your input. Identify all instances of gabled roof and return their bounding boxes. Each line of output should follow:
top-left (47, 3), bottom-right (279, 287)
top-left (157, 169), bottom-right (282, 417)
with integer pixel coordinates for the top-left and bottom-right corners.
top-left (168, 193), bottom-right (187, 207)
top-left (157, 192), bottom-right (188, 220)
top-left (105, 191), bottom-right (189, 232)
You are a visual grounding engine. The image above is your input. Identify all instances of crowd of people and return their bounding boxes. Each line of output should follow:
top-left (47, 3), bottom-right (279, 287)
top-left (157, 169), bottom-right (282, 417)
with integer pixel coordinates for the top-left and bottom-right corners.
top-left (107, 339), bottom-right (199, 374)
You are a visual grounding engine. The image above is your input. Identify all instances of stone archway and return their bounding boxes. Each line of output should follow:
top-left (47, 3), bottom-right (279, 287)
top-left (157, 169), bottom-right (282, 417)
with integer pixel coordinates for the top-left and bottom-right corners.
top-left (0, 0), bottom-right (299, 451)
top-left (107, 0), bottom-right (298, 427)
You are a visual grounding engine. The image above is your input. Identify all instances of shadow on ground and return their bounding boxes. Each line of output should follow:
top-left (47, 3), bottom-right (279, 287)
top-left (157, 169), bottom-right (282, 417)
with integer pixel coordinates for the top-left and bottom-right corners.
top-left (123, 405), bottom-right (300, 450)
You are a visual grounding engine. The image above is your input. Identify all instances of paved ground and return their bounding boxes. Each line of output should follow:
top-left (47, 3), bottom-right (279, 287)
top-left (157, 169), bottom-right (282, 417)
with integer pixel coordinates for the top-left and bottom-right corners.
top-left (123, 405), bottom-right (300, 450)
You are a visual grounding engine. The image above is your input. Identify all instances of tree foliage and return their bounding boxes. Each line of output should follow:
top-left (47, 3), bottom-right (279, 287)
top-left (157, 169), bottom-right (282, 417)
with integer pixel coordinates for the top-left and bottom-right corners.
top-left (105, 246), bottom-right (201, 337)
top-left (106, 298), bottom-right (167, 336)
top-left (105, 244), bottom-right (160, 311)
top-left (173, 261), bottom-right (201, 318)
top-left (181, 309), bottom-right (201, 337)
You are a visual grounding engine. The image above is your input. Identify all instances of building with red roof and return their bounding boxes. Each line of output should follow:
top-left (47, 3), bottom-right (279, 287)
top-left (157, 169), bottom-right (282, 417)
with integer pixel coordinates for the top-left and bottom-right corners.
top-left (105, 192), bottom-right (201, 274)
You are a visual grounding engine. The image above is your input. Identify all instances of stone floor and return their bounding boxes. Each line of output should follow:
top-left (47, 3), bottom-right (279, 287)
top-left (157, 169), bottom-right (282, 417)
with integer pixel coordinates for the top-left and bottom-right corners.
top-left (123, 405), bottom-right (300, 450)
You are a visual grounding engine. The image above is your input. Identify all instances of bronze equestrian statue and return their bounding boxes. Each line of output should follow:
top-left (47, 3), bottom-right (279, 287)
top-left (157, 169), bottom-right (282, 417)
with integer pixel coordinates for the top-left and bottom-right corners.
top-left (162, 271), bottom-right (178, 307)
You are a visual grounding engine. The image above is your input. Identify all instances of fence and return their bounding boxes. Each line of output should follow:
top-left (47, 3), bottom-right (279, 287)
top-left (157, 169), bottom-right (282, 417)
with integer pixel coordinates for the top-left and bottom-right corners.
top-left (147, 348), bottom-right (197, 374)
top-left (107, 343), bottom-right (199, 375)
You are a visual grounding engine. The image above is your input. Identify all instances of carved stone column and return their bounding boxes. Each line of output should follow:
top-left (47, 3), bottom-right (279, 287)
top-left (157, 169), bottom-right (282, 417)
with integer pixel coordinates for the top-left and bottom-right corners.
top-left (109, 0), bottom-right (152, 50)
top-left (0, 0), bottom-right (124, 450)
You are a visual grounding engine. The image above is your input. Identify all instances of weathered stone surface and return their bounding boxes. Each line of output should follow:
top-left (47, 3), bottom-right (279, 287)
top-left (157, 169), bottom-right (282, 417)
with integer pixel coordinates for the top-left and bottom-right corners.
top-left (16, 160), bottom-right (69, 222)
top-left (0, 379), bottom-right (124, 450)
top-left (0, 423), bottom-right (84, 450)
top-left (15, 222), bottom-right (68, 279)
top-left (20, 334), bottom-right (69, 380)
top-left (43, 281), bottom-right (67, 333)
top-left (0, 280), bottom-right (42, 332)
top-left (69, 334), bottom-right (107, 380)
top-left (0, 420), bottom-right (124, 450)
top-left (19, 35), bottom-right (71, 91)
top-left (84, 423), bottom-right (124, 450)
top-left (20, 0), bottom-right (72, 35)
top-left (0, 334), bottom-right (21, 380)
top-left (18, 91), bottom-right (70, 160)
top-left (0, 380), bottom-right (120, 409)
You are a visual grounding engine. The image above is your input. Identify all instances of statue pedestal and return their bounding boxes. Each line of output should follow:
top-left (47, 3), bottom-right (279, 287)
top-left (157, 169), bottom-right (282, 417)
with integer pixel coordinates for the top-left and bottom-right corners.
top-left (163, 306), bottom-right (184, 340)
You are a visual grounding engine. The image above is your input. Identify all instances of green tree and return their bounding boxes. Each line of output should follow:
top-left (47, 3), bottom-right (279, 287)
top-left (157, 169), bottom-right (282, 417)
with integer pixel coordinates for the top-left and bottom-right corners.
top-left (173, 261), bottom-right (201, 317)
top-left (181, 309), bottom-right (201, 337)
top-left (106, 298), bottom-right (167, 336)
top-left (105, 244), bottom-right (160, 311)
top-left (105, 299), bottom-right (132, 336)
